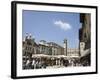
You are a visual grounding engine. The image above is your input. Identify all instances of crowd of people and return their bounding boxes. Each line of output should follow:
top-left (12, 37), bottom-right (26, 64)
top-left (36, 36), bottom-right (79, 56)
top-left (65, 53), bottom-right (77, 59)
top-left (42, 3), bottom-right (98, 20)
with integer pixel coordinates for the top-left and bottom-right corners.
top-left (23, 58), bottom-right (47, 69)
top-left (22, 56), bottom-right (88, 69)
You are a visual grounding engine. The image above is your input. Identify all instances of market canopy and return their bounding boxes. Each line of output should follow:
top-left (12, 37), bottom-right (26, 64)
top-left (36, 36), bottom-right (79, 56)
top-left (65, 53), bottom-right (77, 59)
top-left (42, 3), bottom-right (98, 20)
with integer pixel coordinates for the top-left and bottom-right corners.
top-left (32, 54), bottom-right (50, 58)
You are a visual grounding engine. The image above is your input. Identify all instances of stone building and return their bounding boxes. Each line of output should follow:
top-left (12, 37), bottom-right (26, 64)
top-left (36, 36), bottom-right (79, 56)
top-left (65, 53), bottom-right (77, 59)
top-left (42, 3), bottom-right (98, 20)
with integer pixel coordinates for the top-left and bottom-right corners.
top-left (79, 13), bottom-right (91, 66)
top-left (23, 34), bottom-right (79, 57)
top-left (22, 33), bottom-right (80, 69)
top-left (79, 13), bottom-right (91, 49)
top-left (23, 34), bottom-right (39, 58)
top-left (48, 42), bottom-right (64, 55)
top-left (38, 40), bottom-right (50, 55)
top-left (67, 48), bottom-right (79, 57)
top-left (23, 34), bottom-right (64, 57)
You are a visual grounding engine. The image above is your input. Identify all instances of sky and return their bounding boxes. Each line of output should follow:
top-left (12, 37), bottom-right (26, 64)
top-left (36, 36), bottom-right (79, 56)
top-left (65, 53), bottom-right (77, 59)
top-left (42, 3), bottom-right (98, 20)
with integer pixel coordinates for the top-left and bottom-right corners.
top-left (22, 10), bottom-right (81, 48)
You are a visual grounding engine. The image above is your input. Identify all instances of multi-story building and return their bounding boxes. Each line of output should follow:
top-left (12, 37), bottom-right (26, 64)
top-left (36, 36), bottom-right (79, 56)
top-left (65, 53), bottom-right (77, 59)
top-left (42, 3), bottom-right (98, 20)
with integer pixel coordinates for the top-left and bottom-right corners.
top-left (38, 40), bottom-right (50, 55)
top-left (47, 42), bottom-right (64, 55)
top-left (67, 48), bottom-right (79, 57)
top-left (23, 34), bottom-right (65, 57)
top-left (23, 34), bottom-right (39, 59)
top-left (23, 33), bottom-right (80, 57)
top-left (22, 33), bottom-right (80, 68)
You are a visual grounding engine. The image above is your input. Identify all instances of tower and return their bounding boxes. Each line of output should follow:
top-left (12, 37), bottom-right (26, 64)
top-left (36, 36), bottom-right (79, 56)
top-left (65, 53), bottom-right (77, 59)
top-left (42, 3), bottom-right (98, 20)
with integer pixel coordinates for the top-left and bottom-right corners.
top-left (63, 39), bottom-right (67, 56)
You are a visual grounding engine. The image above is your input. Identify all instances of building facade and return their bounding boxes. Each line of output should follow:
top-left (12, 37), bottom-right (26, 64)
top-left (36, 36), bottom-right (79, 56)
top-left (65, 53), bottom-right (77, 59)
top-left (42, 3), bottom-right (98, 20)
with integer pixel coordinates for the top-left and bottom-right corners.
top-left (23, 34), bottom-right (65, 57)
top-left (79, 13), bottom-right (91, 66)
top-left (23, 34), bottom-right (79, 58)
top-left (22, 33), bottom-right (80, 69)
top-left (67, 48), bottom-right (79, 57)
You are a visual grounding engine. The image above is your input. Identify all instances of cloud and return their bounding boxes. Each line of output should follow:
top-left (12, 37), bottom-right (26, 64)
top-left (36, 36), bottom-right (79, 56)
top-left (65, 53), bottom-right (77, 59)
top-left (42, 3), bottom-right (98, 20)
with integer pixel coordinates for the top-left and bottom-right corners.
top-left (54, 20), bottom-right (72, 31)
